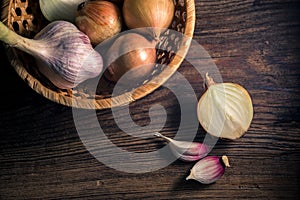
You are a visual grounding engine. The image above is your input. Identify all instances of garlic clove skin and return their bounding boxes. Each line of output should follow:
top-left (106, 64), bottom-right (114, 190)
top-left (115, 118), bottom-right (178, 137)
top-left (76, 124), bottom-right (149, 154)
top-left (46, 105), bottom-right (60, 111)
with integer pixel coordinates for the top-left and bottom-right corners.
top-left (154, 133), bottom-right (210, 162)
top-left (172, 151), bottom-right (209, 162)
top-left (39, 0), bottom-right (85, 23)
top-left (197, 73), bottom-right (254, 140)
top-left (76, 0), bottom-right (122, 45)
top-left (186, 155), bottom-right (230, 184)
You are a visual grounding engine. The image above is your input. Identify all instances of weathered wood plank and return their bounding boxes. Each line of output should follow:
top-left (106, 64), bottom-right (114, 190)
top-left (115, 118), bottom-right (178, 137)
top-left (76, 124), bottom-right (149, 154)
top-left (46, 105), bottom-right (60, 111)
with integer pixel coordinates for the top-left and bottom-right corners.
top-left (0, 0), bottom-right (299, 199)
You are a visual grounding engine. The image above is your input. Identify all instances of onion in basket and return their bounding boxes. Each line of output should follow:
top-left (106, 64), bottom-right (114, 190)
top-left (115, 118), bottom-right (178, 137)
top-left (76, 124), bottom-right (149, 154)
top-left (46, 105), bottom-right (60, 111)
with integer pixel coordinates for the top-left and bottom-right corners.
top-left (123, 0), bottom-right (175, 40)
top-left (104, 32), bottom-right (157, 85)
top-left (76, 0), bottom-right (122, 45)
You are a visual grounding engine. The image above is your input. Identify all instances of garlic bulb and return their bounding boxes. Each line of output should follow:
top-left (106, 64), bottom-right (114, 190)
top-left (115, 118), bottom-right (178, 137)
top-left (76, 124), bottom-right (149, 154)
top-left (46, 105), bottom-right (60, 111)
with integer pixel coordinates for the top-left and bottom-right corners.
top-left (123, 0), bottom-right (175, 40)
top-left (154, 133), bottom-right (210, 162)
top-left (104, 32), bottom-right (157, 84)
top-left (76, 0), bottom-right (122, 45)
top-left (0, 21), bottom-right (103, 89)
top-left (39, 0), bottom-right (84, 22)
top-left (197, 73), bottom-right (253, 140)
top-left (186, 155), bottom-right (230, 184)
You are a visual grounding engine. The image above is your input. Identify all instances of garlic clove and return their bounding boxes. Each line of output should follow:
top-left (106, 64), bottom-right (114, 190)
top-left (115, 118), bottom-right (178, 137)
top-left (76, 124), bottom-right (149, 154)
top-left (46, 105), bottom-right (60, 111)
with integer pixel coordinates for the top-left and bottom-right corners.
top-left (186, 155), bottom-right (230, 184)
top-left (197, 73), bottom-right (254, 140)
top-left (172, 151), bottom-right (209, 162)
top-left (154, 133), bottom-right (210, 162)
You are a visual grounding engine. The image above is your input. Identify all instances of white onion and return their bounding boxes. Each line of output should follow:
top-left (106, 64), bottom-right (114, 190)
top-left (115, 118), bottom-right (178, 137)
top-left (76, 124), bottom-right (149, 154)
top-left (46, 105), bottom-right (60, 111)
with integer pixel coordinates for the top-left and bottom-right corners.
top-left (197, 73), bottom-right (253, 140)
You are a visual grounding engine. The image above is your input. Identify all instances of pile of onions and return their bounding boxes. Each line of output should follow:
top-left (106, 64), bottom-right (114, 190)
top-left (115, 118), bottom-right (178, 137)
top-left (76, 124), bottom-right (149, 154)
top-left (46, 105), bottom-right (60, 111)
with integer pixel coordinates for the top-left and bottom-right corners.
top-left (100, 0), bottom-right (175, 84)
top-left (36, 0), bottom-right (177, 87)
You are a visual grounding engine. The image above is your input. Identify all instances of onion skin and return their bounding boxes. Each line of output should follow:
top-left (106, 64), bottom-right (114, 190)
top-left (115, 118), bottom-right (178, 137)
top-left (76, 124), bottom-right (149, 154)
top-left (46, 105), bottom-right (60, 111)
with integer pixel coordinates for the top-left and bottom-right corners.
top-left (104, 32), bottom-right (157, 84)
top-left (76, 0), bottom-right (122, 45)
top-left (122, 0), bottom-right (175, 40)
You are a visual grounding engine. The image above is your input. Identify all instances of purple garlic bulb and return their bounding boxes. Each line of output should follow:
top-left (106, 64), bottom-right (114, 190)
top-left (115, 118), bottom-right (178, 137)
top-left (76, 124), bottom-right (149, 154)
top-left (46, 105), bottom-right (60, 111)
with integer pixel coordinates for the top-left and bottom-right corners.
top-left (0, 21), bottom-right (103, 89)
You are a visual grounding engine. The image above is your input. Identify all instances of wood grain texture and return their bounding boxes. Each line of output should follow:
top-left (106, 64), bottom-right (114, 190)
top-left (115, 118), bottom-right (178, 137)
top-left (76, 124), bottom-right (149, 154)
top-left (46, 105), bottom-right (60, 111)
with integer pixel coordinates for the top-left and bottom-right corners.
top-left (0, 0), bottom-right (299, 199)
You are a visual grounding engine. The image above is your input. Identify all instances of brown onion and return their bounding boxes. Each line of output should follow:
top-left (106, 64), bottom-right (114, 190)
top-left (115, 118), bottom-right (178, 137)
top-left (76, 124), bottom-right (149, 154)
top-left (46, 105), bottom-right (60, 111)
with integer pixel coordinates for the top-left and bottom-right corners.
top-left (104, 32), bottom-right (157, 84)
top-left (76, 0), bottom-right (122, 45)
top-left (122, 0), bottom-right (175, 40)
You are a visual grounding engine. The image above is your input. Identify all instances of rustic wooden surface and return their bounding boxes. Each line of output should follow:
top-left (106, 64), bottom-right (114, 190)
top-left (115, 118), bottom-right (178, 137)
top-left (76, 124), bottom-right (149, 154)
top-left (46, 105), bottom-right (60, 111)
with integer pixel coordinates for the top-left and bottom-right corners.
top-left (0, 0), bottom-right (299, 199)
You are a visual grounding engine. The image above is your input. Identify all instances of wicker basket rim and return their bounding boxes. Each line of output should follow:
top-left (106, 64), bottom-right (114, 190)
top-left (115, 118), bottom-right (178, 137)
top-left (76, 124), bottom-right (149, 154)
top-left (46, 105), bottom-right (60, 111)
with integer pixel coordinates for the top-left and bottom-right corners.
top-left (3, 0), bottom-right (196, 109)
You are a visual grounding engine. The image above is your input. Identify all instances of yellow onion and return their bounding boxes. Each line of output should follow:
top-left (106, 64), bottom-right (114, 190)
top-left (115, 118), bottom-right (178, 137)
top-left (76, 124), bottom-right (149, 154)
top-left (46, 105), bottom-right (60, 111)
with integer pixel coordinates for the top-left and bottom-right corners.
top-left (76, 0), bottom-right (122, 45)
top-left (122, 0), bottom-right (175, 40)
top-left (197, 73), bottom-right (254, 140)
top-left (104, 32), bottom-right (157, 84)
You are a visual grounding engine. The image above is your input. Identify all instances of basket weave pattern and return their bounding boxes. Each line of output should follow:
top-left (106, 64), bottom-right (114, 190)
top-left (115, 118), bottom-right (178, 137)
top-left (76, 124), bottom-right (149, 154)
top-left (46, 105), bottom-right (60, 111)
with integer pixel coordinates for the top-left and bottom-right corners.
top-left (1, 0), bottom-right (195, 109)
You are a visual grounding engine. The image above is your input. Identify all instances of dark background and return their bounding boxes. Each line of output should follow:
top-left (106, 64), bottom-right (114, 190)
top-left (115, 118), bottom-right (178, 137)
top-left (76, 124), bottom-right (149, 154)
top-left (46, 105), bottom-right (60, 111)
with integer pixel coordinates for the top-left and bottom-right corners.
top-left (1, 0), bottom-right (299, 199)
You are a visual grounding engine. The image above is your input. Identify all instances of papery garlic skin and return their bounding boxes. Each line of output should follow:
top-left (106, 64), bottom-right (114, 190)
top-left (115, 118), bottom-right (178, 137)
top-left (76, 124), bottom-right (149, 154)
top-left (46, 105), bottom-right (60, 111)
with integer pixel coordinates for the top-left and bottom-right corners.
top-left (186, 155), bottom-right (230, 184)
top-left (39, 0), bottom-right (84, 23)
top-left (34, 21), bottom-right (103, 89)
top-left (197, 74), bottom-right (253, 140)
top-left (154, 133), bottom-right (210, 162)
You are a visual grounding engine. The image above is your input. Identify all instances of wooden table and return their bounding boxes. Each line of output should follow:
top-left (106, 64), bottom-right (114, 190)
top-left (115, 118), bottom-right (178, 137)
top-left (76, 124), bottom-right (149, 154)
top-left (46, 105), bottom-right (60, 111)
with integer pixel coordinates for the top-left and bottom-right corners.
top-left (0, 0), bottom-right (299, 199)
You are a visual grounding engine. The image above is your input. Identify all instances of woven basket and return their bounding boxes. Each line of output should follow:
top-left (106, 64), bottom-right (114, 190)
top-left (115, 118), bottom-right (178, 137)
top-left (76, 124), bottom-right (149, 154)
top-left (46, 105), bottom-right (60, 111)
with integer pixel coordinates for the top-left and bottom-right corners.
top-left (1, 0), bottom-right (195, 109)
